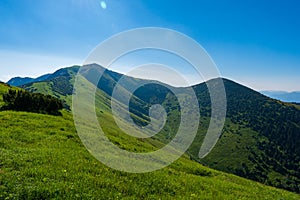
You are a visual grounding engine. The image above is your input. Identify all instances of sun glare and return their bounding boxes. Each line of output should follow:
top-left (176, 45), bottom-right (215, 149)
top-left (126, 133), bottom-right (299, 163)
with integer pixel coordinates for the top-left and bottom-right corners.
top-left (100, 1), bottom-right (107, 9)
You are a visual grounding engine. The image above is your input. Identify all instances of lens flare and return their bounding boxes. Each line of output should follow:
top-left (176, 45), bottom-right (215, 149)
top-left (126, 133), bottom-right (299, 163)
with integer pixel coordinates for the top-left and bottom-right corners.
top-left (100, 1), bottom-right (107, 9)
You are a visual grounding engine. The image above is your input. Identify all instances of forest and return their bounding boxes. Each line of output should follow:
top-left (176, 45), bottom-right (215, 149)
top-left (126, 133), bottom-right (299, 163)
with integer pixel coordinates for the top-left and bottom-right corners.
top-left (1, 89), bottom-right (63, 116)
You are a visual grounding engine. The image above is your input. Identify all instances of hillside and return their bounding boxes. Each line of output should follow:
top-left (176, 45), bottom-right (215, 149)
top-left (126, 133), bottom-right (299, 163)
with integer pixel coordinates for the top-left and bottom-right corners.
top-left (17, 64), bottom-right (300, 193)
top-left (193, 79), bottom-right (300, 192)
top-left (0, 82), bottom-right (299, 199)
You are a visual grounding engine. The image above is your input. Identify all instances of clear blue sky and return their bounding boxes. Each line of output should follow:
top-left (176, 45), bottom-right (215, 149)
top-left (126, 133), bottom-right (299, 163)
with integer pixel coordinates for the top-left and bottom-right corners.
top-left (0, 0), bottom-right (300, 91)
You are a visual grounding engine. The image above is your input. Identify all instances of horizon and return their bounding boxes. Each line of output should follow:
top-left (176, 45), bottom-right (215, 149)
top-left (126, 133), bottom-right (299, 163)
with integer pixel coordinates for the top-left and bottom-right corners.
top-left (3, 63), bottom-right (300, 93)
top-left (1, 0), bottom-right (300, 91)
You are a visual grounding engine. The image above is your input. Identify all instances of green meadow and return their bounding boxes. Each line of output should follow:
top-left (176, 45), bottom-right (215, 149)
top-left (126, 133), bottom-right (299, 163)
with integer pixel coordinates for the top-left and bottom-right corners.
top-left (0, 83), bottom-right (299, 199)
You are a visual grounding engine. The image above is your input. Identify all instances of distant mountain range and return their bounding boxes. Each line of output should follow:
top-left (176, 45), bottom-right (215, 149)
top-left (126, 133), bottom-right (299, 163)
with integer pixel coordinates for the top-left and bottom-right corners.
top-left (261, 91), bottom-right (300, 103)
top-left (8, 75), bottom-right (300, 103)
top-left (5, 64), bottom-right (300, 193)
top-left (7, 74), bottom-right (51, 86)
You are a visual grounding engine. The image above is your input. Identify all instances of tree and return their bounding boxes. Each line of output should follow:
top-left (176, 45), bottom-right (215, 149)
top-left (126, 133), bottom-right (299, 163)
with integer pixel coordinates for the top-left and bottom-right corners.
top-left (1, 89), bottom-right (63, 116)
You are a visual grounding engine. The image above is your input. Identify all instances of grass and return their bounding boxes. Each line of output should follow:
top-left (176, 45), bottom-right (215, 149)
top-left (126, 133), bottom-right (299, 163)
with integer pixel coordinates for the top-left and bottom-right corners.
top-left (19, 66), bottom-right (300, 193)
top-left (0, 111), bottom-right (299, 199)
top-left (0, 82), bottom-right (299, 199)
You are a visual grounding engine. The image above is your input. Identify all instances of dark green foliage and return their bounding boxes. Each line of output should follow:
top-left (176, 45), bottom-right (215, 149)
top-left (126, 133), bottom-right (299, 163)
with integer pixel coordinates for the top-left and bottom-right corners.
top-left (193, 79), bottom-right (300, 193)
top-left (1, 89), bottom-right (63, 115)
top-left (48, 66), bottom-right (80, 96)
top-left (21, 66), bottom-right (80, 97)
top-left (129, 83), bottom-right (180, 127)
top-left (51, 76), bottom-right (74, 96)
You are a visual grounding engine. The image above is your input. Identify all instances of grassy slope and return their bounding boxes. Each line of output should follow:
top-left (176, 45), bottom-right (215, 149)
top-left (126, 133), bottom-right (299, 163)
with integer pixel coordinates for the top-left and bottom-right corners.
top-left (1, 111), bottom-right (300, 199)
top-left (19, 66), bottom-right (300, 193)
top-left (198, 81), bottom-right (300, 192)
top-left (156, 79), bottom-right (300, 193)
top-left (0, 84), bottom-right (299, 199)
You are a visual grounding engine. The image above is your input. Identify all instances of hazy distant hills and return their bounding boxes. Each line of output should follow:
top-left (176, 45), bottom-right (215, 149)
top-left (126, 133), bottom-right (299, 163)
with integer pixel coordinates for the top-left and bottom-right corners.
top-left (6, 64), bottom-right (300, 193)
top-left (261, 91), bottom-right (300, 103)
top-left (7, 74), bottom-right (51, 87)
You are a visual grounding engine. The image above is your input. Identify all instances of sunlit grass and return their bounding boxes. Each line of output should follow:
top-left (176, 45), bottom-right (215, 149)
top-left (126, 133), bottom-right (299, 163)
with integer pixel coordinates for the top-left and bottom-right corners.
top-left (0, 109), bottom-right (299, 199)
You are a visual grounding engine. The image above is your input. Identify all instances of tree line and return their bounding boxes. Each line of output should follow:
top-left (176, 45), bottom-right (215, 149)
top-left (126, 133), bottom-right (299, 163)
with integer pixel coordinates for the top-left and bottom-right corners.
top-left (1, 89), bottom-right (63, 115)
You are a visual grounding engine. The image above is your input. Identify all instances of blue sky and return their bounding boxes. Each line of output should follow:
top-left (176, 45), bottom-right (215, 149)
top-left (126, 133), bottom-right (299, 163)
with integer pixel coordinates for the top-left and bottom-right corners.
top-left (0, 0), bottom-right (299, 91)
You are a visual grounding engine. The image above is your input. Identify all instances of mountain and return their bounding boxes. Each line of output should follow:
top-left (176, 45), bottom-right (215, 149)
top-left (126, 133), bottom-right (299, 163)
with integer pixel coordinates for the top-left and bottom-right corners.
top-left (7, 77), bottom-right (34, 86)
top-left (195, 80), bottom-right (300, 192)
top-left (12, 64), bottom-right (300, 193)
top-left (18, 66), bottom-right (80, 110)
top-left (2, 83), bottom-right (299, 199)
top-left (261, 91), bottom-right (300, 103)
top-left (7, 73), bottom-right (51, 87)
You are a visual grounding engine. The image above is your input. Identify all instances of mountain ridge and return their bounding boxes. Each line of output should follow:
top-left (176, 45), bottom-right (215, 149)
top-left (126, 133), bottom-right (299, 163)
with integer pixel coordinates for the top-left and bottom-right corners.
top-left (7, 64), bottom-right (300, 193)
top-left (7, 74), bottom-right (51, 87)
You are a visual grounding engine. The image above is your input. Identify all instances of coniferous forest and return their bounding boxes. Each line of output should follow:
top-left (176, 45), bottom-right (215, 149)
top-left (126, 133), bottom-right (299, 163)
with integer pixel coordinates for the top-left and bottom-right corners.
top-left (1, 89), bottom-right (63, 116)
